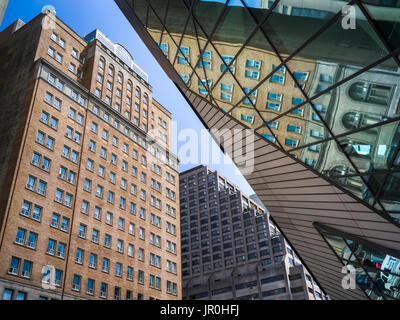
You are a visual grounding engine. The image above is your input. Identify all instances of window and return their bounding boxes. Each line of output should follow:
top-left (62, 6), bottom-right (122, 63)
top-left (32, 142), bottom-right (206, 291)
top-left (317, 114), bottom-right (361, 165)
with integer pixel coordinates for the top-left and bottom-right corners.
top-left (75, 248), bottom-right (84, 264)
top-left (100, 283), bottom-right (108, 298)
top-left (92, 229), bottom-right (99, 244)
top-left (115, 263), bottom-right (122, 277)
top-left (268, 92), bottom-right (282, 102)
top-left (245, 70), bottom-right (260, 80)
top-left (285, 138), bottom-right (299, 148)
top-left (287, 124), bottom-right (302, 134)
top-left (86, 279), bottom-right (95, 295)
top-left (2, 289), bottom-right (13, 300)
top-left (72, 48), bottom-right (79, 59)
top-left (271, 74), bottom-right (285, 84)
top-left (104, 234), bottom-right (111, 248)
top-left (72, 275), bottom-right (81, 291)
top-left (292, 97), bottom-right (305, 105)
top-left (69, 63), bottom-right (76, 73)
top-left (310, 129), bottom-right (324, 139)
top-left (241, 114), bottom-right (254, 124)
top-left (102, 258), bottom-right (110, 273)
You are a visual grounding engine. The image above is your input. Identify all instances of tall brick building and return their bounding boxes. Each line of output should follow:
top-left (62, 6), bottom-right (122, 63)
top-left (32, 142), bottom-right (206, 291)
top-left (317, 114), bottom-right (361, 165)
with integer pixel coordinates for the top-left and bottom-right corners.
top-left (0, 10), bottom-right (180, 300)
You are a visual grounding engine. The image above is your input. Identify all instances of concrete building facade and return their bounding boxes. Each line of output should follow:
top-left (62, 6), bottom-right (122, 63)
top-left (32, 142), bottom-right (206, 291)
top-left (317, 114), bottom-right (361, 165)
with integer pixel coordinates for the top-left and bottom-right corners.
top-left (180, 165), bottom-right (325, 300)
top-left (0, 11), bottom-right (180, 300)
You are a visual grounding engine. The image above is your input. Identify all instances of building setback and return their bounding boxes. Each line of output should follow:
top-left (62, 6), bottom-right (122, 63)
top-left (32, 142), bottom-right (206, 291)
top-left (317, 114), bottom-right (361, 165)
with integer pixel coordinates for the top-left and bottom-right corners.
top-left (0, 10), bottom-right (180, 300)
top-left (180, 165), bottom-right (326, 300)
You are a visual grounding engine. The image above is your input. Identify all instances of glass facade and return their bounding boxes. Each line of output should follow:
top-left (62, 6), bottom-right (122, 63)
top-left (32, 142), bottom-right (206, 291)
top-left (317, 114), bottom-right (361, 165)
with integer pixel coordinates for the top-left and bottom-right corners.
top-left (316, 223), bottom-right (400, 300)
top-left (117, 0), bottom-right (400, 300)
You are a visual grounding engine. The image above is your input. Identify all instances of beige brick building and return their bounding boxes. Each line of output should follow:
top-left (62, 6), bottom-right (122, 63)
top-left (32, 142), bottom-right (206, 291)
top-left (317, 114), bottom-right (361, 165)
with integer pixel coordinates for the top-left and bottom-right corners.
top-left (147, 28), bottom-right (318, 160)
top-left (0, 10), bottom-right (180, 300)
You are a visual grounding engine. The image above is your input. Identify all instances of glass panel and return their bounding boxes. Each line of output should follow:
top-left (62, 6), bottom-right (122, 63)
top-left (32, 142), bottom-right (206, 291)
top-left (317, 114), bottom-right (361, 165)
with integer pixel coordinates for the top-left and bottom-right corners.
top-left (360, 0), bottom-right (400, 50)
top-left (127, 0), bottom-right (148, 26)
top-left (261, 103), bottom-right (332, 152)
top-left (258, 0), bottom-right (343, 57)
top-left (310, 58), bottom-right (400, 137)
top-left (337, 120), bottom-right (400, 173)
top-left (193, 0), bottom-right (230, 38)
top-left (319, 227), bottom-right (400, 300)
top-left (376, 172), bottom-right (400, 221)
top-left (285, 2), bottom-right (396, 81)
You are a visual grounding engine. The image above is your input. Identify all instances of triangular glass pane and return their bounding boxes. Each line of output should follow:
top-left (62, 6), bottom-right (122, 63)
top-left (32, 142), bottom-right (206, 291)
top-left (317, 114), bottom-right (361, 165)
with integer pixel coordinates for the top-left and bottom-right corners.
top-left (230, 104), bottom-right (266, 130)
top-left (267, 103), bottom-right (332, 152)
top-left (256, 125), bottom-right (283, 149)
top-left (318, 226), bottom-right (400, 300)
top-left (285, 2), bottom-right (397, 79)
top-left (258, 0), bottom-right (340, 57)
top-left (247, 62), bottom-right (308, 120)
top-left (148, 0), bottom-right (170, 28)
top-left (360, 0), bottom-right (400, 50)
top-left (127, 0), bottom-right (148, 26)
top-left (374, 172), bottom-right (400, 218)
top-left (192, 0), bottom-right (230, 38)
top-left (189, 67), bottom-right (221, 107)
top-left (337, 119), bottom-right (400, 173)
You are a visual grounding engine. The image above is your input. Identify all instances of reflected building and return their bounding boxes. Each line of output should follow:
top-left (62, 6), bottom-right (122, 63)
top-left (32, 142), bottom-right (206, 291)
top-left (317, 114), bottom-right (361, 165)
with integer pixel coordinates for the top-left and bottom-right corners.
top-left (116, 0), bottom-right (400, 299)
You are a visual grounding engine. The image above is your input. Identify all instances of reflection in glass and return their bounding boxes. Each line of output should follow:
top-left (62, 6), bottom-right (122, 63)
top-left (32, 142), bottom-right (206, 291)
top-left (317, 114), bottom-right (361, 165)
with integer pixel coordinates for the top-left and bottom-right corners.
top-left (318, 225), bottom-right (400, 300)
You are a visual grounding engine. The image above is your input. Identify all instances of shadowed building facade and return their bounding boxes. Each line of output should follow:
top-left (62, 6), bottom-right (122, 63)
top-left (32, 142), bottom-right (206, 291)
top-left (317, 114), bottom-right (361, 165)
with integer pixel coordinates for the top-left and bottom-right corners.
top-left (115, 0), bottom-right (400, 300)
top-left (180, 165), bottom-right (326, 300)
top-left (0, 11), bottom-right (180, 300)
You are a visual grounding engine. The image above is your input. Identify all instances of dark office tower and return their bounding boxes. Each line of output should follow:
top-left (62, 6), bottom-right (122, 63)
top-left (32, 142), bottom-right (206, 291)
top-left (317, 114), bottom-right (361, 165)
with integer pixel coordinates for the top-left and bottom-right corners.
top-left (116, 0), bottom-right (400, 300)
top-left (0, 10), bottom-right (180, 300)
top-left (180, 166), bottom-right (326, 300)
top-left (0, 0), bottom-right (8, 26)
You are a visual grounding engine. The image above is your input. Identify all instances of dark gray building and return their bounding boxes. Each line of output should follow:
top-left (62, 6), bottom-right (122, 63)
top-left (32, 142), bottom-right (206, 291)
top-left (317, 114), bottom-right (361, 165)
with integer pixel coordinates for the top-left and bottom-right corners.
top-left (180, 165), bottom-right (325, 300)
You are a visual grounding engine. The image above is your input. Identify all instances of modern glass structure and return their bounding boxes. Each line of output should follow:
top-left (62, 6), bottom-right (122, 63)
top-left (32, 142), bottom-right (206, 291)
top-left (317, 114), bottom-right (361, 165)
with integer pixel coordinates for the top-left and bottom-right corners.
top-left (115, 0), bottom-right (400, 299)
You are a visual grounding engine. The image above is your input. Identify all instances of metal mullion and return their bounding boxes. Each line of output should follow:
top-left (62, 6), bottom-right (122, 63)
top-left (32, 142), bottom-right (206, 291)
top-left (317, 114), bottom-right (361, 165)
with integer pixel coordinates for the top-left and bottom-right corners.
top-left (239, 0), bottom-right (313, 137)
top-left (146, 1), bottom-right (210, 90)
top-left (342, 240), bottom-right (391, 300)
top-left (254, 49), bottom-right (399, 131)
top-left (285, 114), bottom-right (400, 157)
top-left (191, 18), bottom-right (221, 108)
top-left (171, 0), bottom-right (196, 67)
top-left (355, 0), bottom-right (400, 67)
top-left (146, 1), bottom-right (191, 67)
top-left (156, 0), bottom-right (170, 53)
top-left (235, 0), bottom-right (356, 112)
top-left (182, 23), bottom-right (284, 148)
top-left (182, 0), bottom-right (284, 118)
top-left (204, 0), bottom-right (281, 95)
top-left (192, 16), bottom-right (215, 103)
top-left (183, 0), bottom-right (231, 85)
top-left (313, 227), bottom-right (372, 300)
top-left (322, 169), bottom-right (400, 180)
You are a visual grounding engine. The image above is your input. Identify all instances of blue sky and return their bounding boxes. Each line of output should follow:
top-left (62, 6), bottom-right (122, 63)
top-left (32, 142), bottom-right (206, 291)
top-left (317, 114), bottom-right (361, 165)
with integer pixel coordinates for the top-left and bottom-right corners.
top-left (1, 0), bottom-right (255, 195)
